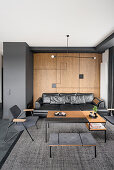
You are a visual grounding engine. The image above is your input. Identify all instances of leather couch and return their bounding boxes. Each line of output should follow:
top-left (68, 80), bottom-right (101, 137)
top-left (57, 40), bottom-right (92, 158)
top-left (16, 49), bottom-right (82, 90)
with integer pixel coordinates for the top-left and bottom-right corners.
top-left (34, 93), bottom-right (109, 117)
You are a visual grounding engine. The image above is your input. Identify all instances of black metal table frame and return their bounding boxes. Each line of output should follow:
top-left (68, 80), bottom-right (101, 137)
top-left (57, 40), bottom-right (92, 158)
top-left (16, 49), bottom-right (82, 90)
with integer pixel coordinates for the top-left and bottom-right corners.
top-left (45, 117), bottom-right (89, 142)
top-left (88, 122), bottom-right (107, 143)
top-left (45, 118), bottom-right (107, 143)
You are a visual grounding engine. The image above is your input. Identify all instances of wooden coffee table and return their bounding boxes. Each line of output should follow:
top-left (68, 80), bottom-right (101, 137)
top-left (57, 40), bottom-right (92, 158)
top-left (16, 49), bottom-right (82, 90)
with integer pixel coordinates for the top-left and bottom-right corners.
top-left (45, 111), bottom-right (106, 142)
top-left (45, 111), bottom-right (88, 142)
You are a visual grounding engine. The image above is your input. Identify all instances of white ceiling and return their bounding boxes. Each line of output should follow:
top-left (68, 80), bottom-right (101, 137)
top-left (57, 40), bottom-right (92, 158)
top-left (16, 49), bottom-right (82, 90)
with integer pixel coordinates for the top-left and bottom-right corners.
top-left (0, 0), bottom-right (114, 49)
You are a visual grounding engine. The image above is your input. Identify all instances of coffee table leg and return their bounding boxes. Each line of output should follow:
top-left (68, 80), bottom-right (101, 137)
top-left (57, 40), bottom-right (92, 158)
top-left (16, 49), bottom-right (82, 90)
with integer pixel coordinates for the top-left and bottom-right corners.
top-left (95, 146), bottom-right (96, 158)
top-left (105, 130), bottom-right (106, 143)
top-left (50, 146), bottom-right (52, 158)
top-left (45, 122), bottom-right (48, 142)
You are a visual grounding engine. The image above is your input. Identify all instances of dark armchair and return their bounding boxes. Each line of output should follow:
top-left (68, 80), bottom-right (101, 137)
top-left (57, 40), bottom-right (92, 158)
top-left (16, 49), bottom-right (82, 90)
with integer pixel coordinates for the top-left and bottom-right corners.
top-left (4, 105), bottom-right (39, 142)
top-left (104, 108), bottom-right (114, 125)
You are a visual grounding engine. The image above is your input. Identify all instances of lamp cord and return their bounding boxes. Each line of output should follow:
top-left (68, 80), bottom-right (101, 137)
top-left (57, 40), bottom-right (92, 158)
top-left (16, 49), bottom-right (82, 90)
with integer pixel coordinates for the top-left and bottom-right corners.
top-left (66, 35), bottom-right (69, 54)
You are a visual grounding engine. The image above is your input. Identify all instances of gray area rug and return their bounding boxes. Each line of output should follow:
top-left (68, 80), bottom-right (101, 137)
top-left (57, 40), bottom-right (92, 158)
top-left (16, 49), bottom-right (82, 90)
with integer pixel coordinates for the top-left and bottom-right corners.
top-left (1, 118), bottom-right (114, 170)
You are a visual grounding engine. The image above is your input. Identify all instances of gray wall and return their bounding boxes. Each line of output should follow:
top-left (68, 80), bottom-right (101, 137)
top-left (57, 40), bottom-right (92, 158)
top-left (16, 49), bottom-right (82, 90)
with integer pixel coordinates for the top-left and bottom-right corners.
top-left (26, 44), bottom-right (33, 106)
top-left (108, 46), bottom-right (114, 111)
top-left (3, 42), bottom-right (33, 119)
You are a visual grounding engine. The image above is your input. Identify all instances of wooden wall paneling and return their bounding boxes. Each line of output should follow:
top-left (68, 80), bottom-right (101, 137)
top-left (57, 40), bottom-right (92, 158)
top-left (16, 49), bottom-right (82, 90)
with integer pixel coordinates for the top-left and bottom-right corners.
top-left (79, 87), bottom-right (100, 98)
top-left (56, 88), bottom-right (80, 93)
top-left (79, 53), bottom-right (102, 97)
top-left (33, 69), bottom-right (57, 105)
top-left (34, 53), bottom-right (57, 70)
top-left (56, 53), bottom-right (80, 89)
top-left (33, 53), bottom-right (57, 106)
top-left (33, 53), bottom-right (101, 105)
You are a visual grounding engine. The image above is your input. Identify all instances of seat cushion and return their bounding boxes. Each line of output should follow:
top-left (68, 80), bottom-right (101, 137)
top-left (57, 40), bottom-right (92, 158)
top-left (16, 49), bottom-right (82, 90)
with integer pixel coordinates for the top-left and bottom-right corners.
top-left (15, 116), bottom-right (39, 131)
top-left (38, 104), bottom-right (60, 111)
top-left (60, 104), bottom-right (80, 111)
top-left (24, 116), bottom-right (39, 127)
top-left (79, 103), bottom-right (94, 111)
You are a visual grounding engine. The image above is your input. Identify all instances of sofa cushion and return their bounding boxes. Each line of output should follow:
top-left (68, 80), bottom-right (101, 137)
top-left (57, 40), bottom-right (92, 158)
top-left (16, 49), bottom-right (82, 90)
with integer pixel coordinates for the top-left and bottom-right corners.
top-left (42, 93), bottom-right (59, 104)
top-left (60, 93), bottom-right (76, 103)
top-left (71, 95), bottom-right (85, 104)
top-left (50, 96), bottom-right (65, 104)
top-left (60, 104), bottom-right (80, 111)
top-left (77, 93), bottom-right (94, 103)
top-left (37, 104), bottom-right (60, 111)
top-left (79, 103), bottom-right (94, 111)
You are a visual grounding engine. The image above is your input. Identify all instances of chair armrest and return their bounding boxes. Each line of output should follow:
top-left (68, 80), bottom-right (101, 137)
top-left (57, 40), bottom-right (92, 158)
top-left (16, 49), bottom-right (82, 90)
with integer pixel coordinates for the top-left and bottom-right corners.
top-left (92, 97), bottom-right (105, 108)
top-left (23, 109), bottom-right (34, 112)
top-left (13, 119), bottom-right (26, 122)
top-left (35, 97), bottom-right (43, 109)
top-left (108, 109), bottom-right (114, 110)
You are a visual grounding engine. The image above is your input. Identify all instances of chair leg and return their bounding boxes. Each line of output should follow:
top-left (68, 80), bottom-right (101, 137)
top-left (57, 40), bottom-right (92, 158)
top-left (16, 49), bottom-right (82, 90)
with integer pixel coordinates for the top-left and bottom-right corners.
top-left (4, 122), bottom-right (14, 142)
top-left (4, 127), bottom-right (9, 142)
top-left (35, 123), bottom-right (38, 129)
top-left (25, 128), bottom-right (34, 141)
top-left (35, 119), bottom-right (39, 129)
top-left (4, 132), bottom-right (19, 143)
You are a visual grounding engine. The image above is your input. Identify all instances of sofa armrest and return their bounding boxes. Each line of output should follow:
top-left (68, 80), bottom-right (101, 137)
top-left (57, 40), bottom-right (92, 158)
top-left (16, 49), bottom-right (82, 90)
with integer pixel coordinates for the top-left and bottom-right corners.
top-left (92, 97), bottom-right (105, 108)
top-left (35, 97), bottom-right (43, 109)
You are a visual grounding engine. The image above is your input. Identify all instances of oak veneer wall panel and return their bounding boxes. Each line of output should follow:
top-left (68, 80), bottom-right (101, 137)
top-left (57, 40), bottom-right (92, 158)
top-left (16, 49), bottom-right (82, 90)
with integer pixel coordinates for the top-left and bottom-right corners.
top-left (33, 69), bottom-right (57, 105)
top-left (79, 88), bottom-right (100, 98)
top-left (79, 53), bottom-right (102, 97)
top-left (33, 53), bottom-right (57, 106)
top-left (34, 53), bottom-right (57, 70)
top-left (56, 53), bottom-right (80, 89)
top-left (56, 88), bottom-right (80, 93)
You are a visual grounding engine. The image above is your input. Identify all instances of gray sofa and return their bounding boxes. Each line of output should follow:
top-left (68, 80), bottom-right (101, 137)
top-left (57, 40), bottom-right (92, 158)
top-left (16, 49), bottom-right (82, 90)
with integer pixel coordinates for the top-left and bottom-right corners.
top-left (34, 93), bottom-right (109, 117)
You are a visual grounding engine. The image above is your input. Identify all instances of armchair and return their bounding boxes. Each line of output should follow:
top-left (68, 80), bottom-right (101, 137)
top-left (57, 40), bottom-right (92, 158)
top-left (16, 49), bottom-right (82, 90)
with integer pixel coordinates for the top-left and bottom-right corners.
top-left (104, 109), bottom-right (114, 125)
top-left (4, 105), bottom-right (39, 142)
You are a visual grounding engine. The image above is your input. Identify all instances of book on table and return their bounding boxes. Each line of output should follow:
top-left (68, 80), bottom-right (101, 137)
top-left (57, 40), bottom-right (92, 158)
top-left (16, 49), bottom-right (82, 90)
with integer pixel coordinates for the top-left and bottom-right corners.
top-left (89, 123), bottom-right (105, 129)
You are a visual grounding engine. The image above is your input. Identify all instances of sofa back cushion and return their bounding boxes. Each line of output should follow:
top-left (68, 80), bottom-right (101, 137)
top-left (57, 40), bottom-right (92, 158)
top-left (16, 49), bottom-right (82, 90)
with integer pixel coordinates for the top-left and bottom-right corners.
top-left (50, 96), bottom-right (65, 104)
top-left (77, 93), bottom-right (94, 103)
top-left (42, 93), bottom-right (59, 104)
top-left (60, 93), bottom-right (76, 103)
top-left (71, 95), bottom-right (85, 104)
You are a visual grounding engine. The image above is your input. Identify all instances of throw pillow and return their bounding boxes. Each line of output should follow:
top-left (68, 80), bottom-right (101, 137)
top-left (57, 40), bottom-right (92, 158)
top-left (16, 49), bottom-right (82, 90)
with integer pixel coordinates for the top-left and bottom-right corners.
top-left (71, 95), bottom-right (85, 104)
top-left (43, 96), bottom-right (50, 104)
top-left (50, 96), bottom-right (65, 104)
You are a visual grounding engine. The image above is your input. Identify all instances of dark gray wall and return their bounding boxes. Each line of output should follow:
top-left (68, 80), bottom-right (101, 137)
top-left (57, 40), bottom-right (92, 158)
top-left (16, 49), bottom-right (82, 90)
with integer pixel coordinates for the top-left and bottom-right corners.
top-left (108, 46), bottom-right (114, 111)
top-left (26, 44), bottom-right (33, 106)
top-left (3, 42), bottom-right (33, 119)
